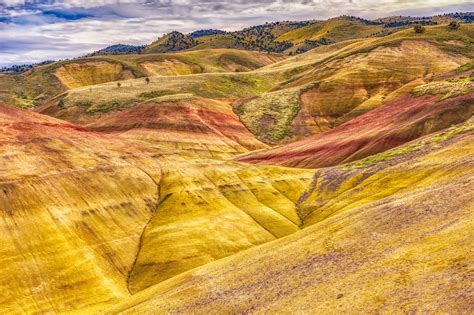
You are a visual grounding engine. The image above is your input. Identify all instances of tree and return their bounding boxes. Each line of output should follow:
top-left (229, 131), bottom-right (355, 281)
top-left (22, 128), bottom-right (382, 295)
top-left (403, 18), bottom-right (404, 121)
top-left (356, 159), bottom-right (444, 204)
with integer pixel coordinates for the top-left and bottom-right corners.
top-left (145, 77), bottom-right (150, 84)
top-left (414, 25), bottom-right (425, 33)
top-left (117, 82), bottom-right (122, 88)
top-left (448, 21), bottom-right (460, 30)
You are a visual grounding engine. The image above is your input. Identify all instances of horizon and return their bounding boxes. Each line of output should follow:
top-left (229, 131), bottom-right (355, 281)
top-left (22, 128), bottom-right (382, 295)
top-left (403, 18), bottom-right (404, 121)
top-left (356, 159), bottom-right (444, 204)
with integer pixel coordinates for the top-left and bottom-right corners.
top-left (0, 0), bottom-right (472, 67)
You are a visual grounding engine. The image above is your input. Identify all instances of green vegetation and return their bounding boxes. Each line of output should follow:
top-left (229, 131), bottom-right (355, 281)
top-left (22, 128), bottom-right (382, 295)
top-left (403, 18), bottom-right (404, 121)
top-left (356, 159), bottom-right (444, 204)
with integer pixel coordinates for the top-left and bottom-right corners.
top-left (138, 90), bottom-right (175, 99)
top-left (412, 77), bottom-right (473, 100)
top-left (344, 119), bottom-right (474, 169)
top-left (86, 98), bottom-right (136, 113)
top-left (449, 20), bottom-right (461, 30)
top-left (414, 25), bottom-right (426, 33)
top-left (236, 88), bottom-right (302, 143)
top-left (456, 61), bottom-right (474, 72)
top-left (145, 31), bottom-right (197, 53)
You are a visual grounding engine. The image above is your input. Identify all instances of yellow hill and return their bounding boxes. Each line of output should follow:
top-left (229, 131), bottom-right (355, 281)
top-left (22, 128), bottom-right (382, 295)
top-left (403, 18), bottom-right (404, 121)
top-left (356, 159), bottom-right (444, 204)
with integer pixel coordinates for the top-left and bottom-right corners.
top-left (108, 119), bottom-right (474, 313)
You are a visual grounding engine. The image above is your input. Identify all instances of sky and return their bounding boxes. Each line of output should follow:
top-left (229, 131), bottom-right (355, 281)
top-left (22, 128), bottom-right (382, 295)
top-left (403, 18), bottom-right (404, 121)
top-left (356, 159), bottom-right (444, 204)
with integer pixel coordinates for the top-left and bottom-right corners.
top-left (0, 0), bottom-right (472, 66)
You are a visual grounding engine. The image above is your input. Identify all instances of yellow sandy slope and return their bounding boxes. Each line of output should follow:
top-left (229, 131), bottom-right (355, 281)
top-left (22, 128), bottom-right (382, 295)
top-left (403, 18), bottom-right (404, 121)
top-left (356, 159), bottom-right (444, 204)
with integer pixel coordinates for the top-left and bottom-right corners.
top-left (108, 120), bottom-right (474, 313)
top-left (0, 103), bottom-right (315, 313)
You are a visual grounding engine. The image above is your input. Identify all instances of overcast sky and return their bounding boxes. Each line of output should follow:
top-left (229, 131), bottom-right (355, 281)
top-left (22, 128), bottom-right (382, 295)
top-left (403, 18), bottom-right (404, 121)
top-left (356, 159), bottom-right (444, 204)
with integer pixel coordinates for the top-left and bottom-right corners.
top-left (0, 0), bottom-right (472, 66)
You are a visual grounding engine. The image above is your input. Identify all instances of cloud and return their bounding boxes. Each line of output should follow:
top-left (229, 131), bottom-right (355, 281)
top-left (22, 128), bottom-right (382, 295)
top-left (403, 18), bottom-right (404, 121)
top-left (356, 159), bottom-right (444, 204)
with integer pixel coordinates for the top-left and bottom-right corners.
top-left (0, 0), bottom-right (472, 66)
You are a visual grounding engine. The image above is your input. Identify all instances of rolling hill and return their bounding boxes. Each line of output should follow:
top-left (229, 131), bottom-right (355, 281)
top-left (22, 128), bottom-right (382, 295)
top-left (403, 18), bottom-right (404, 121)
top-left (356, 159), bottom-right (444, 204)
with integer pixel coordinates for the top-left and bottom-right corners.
top-left (0, 13), bottom-right (473, 314)
top-left (238, 68), bottom-right (473, 167)
top-left (0, 49), bottom-right (285, 107)
top-left (108, 117), bottom-right (474, 313)
top-left (0, 102), bottom-right (315, 313)
top-left (235, 24), bottom-right (473, 143)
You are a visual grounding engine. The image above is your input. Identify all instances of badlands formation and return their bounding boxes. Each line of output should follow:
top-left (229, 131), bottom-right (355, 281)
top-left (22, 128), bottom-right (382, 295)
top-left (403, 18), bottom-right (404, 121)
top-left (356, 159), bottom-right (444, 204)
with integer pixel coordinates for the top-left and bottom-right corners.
top-left (0, 20), bottom-right (473, 313)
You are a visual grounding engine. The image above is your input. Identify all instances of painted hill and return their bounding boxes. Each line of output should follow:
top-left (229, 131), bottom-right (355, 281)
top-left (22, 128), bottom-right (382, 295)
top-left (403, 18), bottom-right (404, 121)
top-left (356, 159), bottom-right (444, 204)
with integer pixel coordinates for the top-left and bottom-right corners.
top-left (0, 102), bottom-right (162, 312)
top-left (0, 102), bottom-right (316, 312)
top-left (235, 24), bottom-right (473, 144)
top-left (108, 118), bottom-right (474, 313)
top-left (26, 25), bottom-right (472, 144)
top-left (237, 70), bottom-right (474, 167)
top-left (0, 13), bottom-right (473, 314)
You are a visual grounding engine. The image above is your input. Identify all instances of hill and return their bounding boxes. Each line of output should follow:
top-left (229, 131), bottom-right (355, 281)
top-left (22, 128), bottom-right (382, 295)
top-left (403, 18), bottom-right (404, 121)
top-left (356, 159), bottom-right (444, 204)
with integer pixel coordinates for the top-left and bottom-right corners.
top-left (237, 68), bottom-right (473, 167)
top-left (0, 49), bottom-right (285, 106)
top-left (144, 31), bottom-right (197, 53)
top-left (86, 44), bottom-right (145, 56)
top-left (235, 24), bottom-right (473, 144)
top-left (0, 13), bottom-right (473, 314)
top-left (108, 118), bottom-right (474, 313)
top-left (0, 102), bottom-right (315, 312)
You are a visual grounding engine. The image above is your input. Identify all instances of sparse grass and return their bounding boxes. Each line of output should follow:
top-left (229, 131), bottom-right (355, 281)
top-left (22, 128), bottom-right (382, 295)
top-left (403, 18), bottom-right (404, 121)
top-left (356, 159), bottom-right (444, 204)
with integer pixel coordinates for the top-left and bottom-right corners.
top-left (86, 98), bottom-right (137, 113)
top-left (456, 61), bottom-right (474, 72)
top-left (344, 119), bottom-right (474, 169)
top-left (138, 90), bottom-right (175, 99)
top-left (237, 88), bottom-right (302, 143)
top-left (412, 77), bottom-right (473, 100)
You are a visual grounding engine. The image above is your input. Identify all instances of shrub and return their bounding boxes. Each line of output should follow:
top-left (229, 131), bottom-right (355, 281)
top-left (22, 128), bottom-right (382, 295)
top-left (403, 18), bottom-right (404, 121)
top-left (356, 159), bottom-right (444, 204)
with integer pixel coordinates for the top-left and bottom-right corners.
top-left (145, 77), bottom-right (150, 84)
top-left (448, 21), bottom-right (461, 30)
top-left (414, 25), bottom-right (425, 33)
top-left (117, 82), bottom-right (122, 88)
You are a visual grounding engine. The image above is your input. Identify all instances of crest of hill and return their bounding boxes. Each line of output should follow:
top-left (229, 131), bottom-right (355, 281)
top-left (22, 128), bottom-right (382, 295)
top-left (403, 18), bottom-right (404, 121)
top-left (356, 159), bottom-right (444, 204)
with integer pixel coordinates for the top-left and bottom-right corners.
top-left (190, 29), bottom-right (228, 38)
top-left (86, 44), bottom-right (145, 57)
top-left (144, 31), bottom-right (197, 53)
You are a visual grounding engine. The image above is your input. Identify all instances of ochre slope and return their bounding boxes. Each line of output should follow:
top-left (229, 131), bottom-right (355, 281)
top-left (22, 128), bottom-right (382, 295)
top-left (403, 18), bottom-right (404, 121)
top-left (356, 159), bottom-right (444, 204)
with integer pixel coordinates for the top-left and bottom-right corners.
top-left (237, 77), bottom-right (473, 168)
top-left (107, 121), bottom-right (474, 313)
top-left (54, 60), bottom-right (135, 89)
top-left (85, 97), bottom-right (267, 158)
top-left (0, 102), bottom-right (316, 312)
top-left (127, 158), bottom-right (314, 293)
top-left (0, 103), bottom-right (163, 313)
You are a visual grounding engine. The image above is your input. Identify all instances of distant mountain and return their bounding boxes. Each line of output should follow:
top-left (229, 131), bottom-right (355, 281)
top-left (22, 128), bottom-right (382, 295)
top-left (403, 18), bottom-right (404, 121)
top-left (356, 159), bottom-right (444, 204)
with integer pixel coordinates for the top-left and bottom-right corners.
top-left (375, 12), bottom-right (474, 26)
top-left (86, 44), bottom-right (145, 56)
top-left (190, 29), bottom-right (228, 38)
top-left (0, 60), bottom-right (55, 74)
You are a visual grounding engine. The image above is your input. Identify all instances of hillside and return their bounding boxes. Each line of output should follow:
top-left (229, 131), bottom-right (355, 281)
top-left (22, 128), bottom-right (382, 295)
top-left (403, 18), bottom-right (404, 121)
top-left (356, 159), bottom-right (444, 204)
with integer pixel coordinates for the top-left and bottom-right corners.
top-left (0, 49), bottom-right (285, 106)
top-left (108, 118), bottom-right (474, 313)
top-left (0, 103), bottom-right (163, 312)
top-left (1, 12), bottom-right (473, 314)
top-left (238, 70), bottom-right (473, 167)
top-left (236, 24), bottom-right (473, 144)
top-left (0, 102), bottom-right (316, 313)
